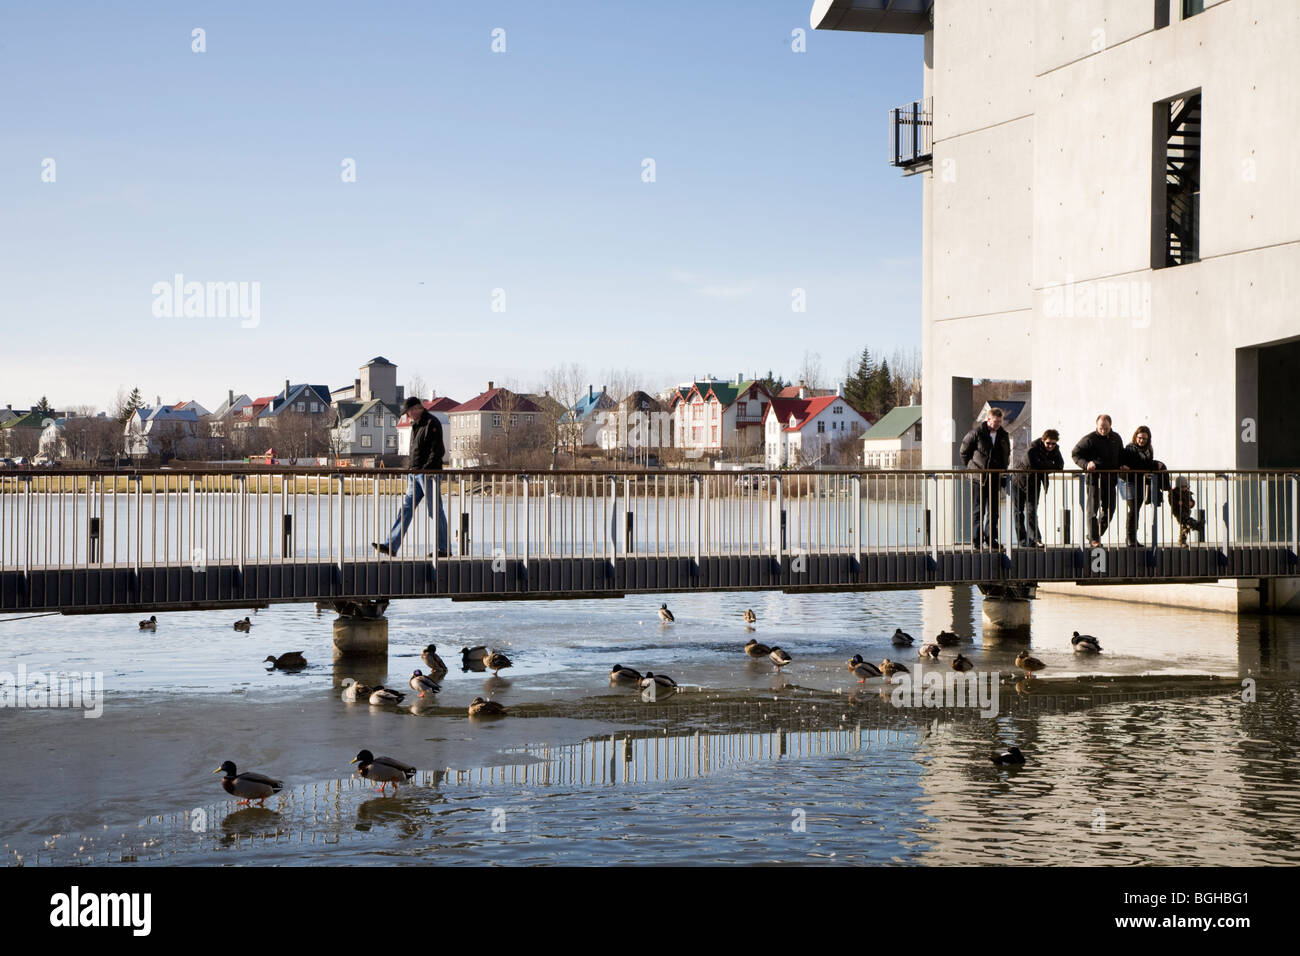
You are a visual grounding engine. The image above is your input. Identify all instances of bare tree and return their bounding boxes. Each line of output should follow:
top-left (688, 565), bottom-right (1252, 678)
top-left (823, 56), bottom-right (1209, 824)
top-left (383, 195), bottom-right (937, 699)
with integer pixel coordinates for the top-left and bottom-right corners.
top-left (406, 373), bottom-right (429, 402)
top-left (541, 362), bottom-right (588, 461)
top-left (799, 351), bottom-right (824, 391)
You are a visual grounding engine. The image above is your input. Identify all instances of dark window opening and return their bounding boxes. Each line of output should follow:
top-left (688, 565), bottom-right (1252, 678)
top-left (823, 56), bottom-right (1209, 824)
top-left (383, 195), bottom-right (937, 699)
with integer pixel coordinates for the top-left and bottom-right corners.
top-left (1183, 0), bottom-right (1205, 19)
top-left (1152, 91), bottom-right (1201, 268)
top-left (1155, 1), bottom-right (1170, 29)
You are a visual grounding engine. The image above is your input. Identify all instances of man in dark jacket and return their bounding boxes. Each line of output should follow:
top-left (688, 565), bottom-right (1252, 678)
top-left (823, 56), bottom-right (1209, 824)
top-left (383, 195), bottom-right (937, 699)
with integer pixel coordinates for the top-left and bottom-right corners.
top-left (1071, 414), bottom-right (1128, 547)
top-left (374, 397), bottom-right (449, 556)
top-left (960, 407), bottom-right (1012, 548)
top-left (1011, 429), bottom-right (1063, 547)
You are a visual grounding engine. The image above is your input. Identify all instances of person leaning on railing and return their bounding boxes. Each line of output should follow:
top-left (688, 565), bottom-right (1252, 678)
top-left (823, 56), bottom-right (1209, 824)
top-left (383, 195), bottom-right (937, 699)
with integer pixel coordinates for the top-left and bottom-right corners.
top-left (960, 407), bottom-right (1010, 549)
top-left (372, 396), bottom-right (449, 558)
top-left (1071, 413), bottom-right (1127, 548)
top-left (1010, 429), bottom-right (1063, 548)
top-left (1120, 425), bottom-right (1167, 547)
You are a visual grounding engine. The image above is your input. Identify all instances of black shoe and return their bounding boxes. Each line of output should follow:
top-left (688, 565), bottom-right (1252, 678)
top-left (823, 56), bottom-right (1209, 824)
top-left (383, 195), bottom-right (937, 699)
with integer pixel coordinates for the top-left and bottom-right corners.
top-left (372, 542), bottom-right (392, 556)
top-left (426, 549), bottom-right (450, 558)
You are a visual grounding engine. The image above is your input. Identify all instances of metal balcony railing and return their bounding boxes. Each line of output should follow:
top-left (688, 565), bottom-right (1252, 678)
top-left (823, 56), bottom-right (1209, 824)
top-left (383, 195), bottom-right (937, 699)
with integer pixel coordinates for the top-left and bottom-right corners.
top-left (890, 97), bottom-right (932, 169)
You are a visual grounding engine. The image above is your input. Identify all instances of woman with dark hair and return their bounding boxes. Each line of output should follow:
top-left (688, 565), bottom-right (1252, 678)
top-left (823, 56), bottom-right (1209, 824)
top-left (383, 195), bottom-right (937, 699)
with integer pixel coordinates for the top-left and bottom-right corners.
top-left (1121, 425), bottom-right (1160, 546)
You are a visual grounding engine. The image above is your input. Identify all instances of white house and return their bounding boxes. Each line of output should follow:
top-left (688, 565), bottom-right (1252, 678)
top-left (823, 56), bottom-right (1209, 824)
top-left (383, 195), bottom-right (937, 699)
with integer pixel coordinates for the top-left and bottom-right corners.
top-left (763, 393), bottom-right (872, 468)
top-left (861, 404), bottom-right (923, 470)
top-left (124, 407), bottom-right (201, 459)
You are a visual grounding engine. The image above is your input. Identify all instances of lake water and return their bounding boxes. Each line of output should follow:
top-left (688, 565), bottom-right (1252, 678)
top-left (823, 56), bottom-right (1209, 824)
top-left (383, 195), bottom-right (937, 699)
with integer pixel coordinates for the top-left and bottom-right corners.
top-left (1, 586), bottom-right (1297, 866)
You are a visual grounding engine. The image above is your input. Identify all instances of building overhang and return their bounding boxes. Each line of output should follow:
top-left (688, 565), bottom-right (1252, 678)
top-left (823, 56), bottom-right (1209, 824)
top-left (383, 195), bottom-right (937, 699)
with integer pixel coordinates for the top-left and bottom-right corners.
top-left (809, 0), bottom-right (932, 34)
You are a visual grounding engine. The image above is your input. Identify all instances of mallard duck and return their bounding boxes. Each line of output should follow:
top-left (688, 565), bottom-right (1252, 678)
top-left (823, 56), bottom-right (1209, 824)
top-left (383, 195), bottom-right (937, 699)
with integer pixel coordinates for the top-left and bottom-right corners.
top-left (233, 617), bottom-right (252, 632)
top-left (212, 760), bottom-right (282, 806)
top-left (484, 651), bottom-right (512, 676)
top-left (935, 630), bottom-right (961, 646)
top-left (138, 615), bottom-right (157, 631)
top-left (919, 642), bottom-right (941, 660)
top-left (1014, 650), bottom-right (1046, 678)
top-left (609, 664), bottom-right (642, 684)
top-left (421, 644), bottom-right (448, 675)
top-left (409, 669), bottom-right (441, 698)
top-left (368, 685), bottom-right (405, 706)
top-left (639, 672), bottom-right (678, 691)
top-left (851, 657), bottom-right (883, 682)
top-left (769, 647), bottom-right (792, 670)
top-left (468, 697), bottom-right (507, 716)
top-left (1071, 631), bottom-right (1103, 653)
top-left (351, 749), bottom-right (416, 795)
top-left (891, 628), bottom-right (913, 647)
top-left (264, 652), bottom-right (306, 670)
top-left (951, 653), bottom-right (974, 672)
top-left (990, 746), bottom-right (1025, 765)
top-left (340, 677), bottom-right (374, 702)
top-left (745, 638), bottom-right (773, 659)
top-left (743, 609), bottom-right (756, 624)
top-left (658, 603), bottom-right (675, 624)
top-left (879, 658), bottom-right (909, 678)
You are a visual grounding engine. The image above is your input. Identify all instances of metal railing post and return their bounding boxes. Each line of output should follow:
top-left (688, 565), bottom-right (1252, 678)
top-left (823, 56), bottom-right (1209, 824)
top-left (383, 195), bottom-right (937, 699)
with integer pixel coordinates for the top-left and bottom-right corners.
top-left (851, 475), bottom-right (861, 566)
top-left (522, 476), bottom-right (530, 570)
top-left (1291, 474), bottom-right (1299, 558)
top-left (693, 475), bottom-right (702, 569)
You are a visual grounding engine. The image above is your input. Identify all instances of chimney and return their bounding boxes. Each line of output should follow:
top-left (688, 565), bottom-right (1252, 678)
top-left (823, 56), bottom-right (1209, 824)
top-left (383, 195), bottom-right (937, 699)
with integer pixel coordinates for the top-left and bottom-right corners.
top-left (837, 381), bottom-right (844, 398)
top-left (588, 384), bottom-right (594, 401)
top-left (487, 381), bottom-right (494, 391)
top-left (228, 389), bottom-right (234, 411)
top-left (909, 393), bottom-right (916, 406)
top-left (355, 377), bottom-right (362, 399)
top-left (285, 379), bottom-right (291, 399)
top-left (798, 385), bottom-right (807, 400)
top-left (736, 372), bottom-right (742, 385)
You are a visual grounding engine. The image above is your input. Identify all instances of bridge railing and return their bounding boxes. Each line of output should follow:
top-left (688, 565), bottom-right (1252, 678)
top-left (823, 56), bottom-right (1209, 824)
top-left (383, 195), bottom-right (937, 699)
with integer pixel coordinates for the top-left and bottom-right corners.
top-left (0, 467), bottom-right (1295, 574)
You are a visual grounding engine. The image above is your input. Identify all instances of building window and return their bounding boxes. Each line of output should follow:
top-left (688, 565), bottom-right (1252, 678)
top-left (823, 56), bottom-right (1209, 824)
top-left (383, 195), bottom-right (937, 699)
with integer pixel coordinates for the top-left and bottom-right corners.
top-left (310, 402), bottom-right (320, 412)
top-left (736, 401), bottom-right (747, 417)
top-left (1182, 0), bottom-right (1204, 18)
top-left (832, 404), bottom-right (842, 414)
top-left (509, 414), bottom-right (518, 427)
top-left (361, 434), bottom-right (372, 448)
top-left (1153, 90), bottom-right (1201, 268)
top-left (294, 402), bottom-right (304, 412)
top-left (817, 421), bottom-right (825, 434)
top-left (360, 416), bottom-right (369, 427)
top-left (386, 435), bottom-right (396, 447)
top-left (492, 414), bottom-right (501, 427)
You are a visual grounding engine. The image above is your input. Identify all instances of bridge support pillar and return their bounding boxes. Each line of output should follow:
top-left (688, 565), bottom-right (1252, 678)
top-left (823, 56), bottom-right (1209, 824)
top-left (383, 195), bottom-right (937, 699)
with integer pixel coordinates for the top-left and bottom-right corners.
top-left (978, 584), bottom-right (1033, 638)
top-left (329, 599), bottom-right (390, 658)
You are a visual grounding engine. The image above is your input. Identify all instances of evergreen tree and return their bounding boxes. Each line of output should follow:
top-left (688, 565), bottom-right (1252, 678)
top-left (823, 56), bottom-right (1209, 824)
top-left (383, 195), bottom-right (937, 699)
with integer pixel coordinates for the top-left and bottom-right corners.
top-left (845, 347), bottom-right (875, 412)
top-left (34, 396), bottom-right (51, 415)
top-left (756, 369), bottom-right (789, 397)
top-left (867, 359), bottom-right (895, 418)
top-left (118, 387), bottom-right (144, 424)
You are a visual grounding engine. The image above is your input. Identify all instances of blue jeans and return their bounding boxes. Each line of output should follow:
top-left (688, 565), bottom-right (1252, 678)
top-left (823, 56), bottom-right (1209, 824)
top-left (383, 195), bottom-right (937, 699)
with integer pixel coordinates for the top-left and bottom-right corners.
top-left (386, 474), bottom-right (449, 554)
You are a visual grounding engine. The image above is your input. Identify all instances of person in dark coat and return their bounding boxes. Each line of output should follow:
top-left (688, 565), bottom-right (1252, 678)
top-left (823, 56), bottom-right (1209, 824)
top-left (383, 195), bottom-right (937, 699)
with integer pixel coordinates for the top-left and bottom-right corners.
top-left (1120, 425), bottom-right (1161, 546)
top-left (373, 397), bottom-right (449, 556)
top-left (1011, 429), bottom-right (1063, 547)
top-left (960, 407), bottom-right (1012, 548)
top-left (1071, 414), bottom-right (1128, 547)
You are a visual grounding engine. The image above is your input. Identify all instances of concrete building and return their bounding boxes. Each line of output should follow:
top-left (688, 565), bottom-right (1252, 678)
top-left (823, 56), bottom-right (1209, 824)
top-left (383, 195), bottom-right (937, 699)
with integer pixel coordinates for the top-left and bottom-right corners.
top-left (812, 0), bottom-right (1300, 611)
top-left (331, 356), bottom-right (404, 407)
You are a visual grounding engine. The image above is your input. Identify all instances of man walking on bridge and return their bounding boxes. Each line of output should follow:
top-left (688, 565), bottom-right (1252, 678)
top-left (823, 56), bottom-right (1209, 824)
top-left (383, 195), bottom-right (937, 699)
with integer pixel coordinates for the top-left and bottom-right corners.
top-left (373, 397), bottom-right (449, 557)
top-left (960, 407), bottom-right (1011, 549)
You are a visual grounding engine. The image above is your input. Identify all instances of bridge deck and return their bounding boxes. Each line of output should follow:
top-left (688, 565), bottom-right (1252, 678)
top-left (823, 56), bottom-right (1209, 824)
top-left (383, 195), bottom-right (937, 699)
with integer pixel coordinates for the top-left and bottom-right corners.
top-left (4, 545), bottom-right (1293, 614)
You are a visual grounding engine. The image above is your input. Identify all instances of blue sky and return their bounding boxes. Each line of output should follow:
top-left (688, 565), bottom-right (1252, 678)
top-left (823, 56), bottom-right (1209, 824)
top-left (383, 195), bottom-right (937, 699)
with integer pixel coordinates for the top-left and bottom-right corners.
top-left (1, 0), bottom-right (923, 410)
